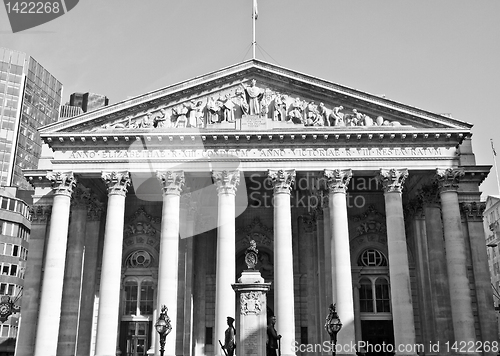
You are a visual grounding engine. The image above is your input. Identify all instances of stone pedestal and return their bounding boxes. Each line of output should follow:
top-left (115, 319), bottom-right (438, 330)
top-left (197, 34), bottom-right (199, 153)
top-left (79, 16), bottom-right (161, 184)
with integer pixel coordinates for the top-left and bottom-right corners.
top-left (232, 270), bottom-right (271, 356)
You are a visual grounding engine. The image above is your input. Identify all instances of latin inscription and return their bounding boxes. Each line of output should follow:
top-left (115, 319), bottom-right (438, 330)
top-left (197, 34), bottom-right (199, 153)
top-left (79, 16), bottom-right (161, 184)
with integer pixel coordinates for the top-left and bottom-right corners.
top-left (67, 147), bottom-right (455, 160)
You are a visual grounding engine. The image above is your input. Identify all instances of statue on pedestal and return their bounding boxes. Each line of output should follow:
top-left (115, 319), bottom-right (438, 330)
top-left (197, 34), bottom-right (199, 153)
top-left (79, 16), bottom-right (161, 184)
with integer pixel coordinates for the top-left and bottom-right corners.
top-left (240, 79), bottom-right (264, 115)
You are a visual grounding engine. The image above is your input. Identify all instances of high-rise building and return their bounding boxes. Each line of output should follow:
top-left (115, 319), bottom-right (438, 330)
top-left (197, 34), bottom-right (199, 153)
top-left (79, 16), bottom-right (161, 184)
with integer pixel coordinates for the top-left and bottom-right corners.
top-left (69, 92), bottom-right (109, 113)
top-left (59, 104), bottom-right (83, 119)
top-left (0, 48), bottom-right (63, 190)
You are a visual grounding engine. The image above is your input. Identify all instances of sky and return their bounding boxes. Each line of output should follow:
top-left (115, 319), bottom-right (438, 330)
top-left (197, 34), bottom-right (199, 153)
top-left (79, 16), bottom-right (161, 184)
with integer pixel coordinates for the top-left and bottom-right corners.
top-left (1, 0), bottom-right (500, 198)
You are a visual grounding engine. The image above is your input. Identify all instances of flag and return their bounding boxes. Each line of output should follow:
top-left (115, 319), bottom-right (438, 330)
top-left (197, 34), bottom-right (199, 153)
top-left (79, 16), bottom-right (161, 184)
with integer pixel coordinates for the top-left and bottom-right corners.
top-left (253, 0), bottom-right (258, 20)
top-left (492, 139), bottom-right (497, 156)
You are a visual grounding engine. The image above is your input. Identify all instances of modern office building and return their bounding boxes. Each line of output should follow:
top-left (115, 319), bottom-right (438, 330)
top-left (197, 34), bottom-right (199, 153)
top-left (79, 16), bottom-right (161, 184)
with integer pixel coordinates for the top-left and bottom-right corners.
top-left (0, 187), bottom-right (30, 355)
top-left (0, 47), bottom-right (63, 190)
top-left (59, 104), bottom-right (84, 119)
top-left (18, 60), bottom-right (497, 356)
top-left (69, 92), bottom-right (109, 113)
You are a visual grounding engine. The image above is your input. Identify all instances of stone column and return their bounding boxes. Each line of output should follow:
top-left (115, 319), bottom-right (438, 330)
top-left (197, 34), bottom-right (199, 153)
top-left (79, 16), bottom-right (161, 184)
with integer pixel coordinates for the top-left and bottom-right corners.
top-left (324, 169), bottom-right (356, 353)
top-left (377, 168), bottom-right (416, 355)
top-left (268, 169), bottom-right (296, 356)
top-left (419, 185), bottom-right (454, 349)
top-left (77, 193), bottom-right (104, 356)
top-left (57, 184), bottom-right (90, 356)
top-left (16, 201), bottom-right (51, 356)
top-left (461, 202), bottom-right (497, 354)
top-left (33, 172), bottom-right (76, 356)
top-left (434, 168), bottom-right (477, 347)
top-left (213, 170), bottom-right (240, 356)
top-left (156, 170), bottom-right (185, 356)
top-left (95, 172), bottom-right (130, 356)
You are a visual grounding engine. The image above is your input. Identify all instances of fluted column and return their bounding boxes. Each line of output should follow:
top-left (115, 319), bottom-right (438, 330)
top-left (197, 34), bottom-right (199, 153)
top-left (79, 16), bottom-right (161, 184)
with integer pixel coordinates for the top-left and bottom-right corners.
top-left (268, 169), bottom-right (296, 356)
top-left (57, 184), bottom-right (90, 356)
top-left (324, 168), bottom-right (356, 353)
top-left (434, 168), bottom-right (477, 347)
top-left (377, 168), bottom-right (416, 355)
top-left (156, 170), bottom-right (185, 356)
top-left (213, 170), bottom-right (240, 356)
top-left (34, 172), bottom-right (76, 356)
top-left (95, 172), bottom-right (130, 356)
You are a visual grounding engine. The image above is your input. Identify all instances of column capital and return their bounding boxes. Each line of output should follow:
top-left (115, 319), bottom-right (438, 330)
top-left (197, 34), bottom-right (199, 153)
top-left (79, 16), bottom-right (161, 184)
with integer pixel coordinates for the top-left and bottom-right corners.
top-left (323, 169), bottom-right (352, 193)
top-left (418, 183), bottom-right (440, 206)
top-left (212, 170), bottom-right (240, 195)
top-left (377, 168), bottom-right (408, 193)
top-left (267, 169), bottom-right (295, 194)
top-left (101, 171), bottom-right (131, 196)
top-left (156, 170), bottom-right (185, 196)
top-left (87, 195), bottom-right (105, 221)
top-left (460, 201), bottom-right (486, 221)
top-left (30, 205), bottom-right (52, 225)
top-left (47, 171), bottom-right (77, 197)
top-left (71, 183), bottom-right (92, 208)
top-left (434, 168), bottom-right (464, 193)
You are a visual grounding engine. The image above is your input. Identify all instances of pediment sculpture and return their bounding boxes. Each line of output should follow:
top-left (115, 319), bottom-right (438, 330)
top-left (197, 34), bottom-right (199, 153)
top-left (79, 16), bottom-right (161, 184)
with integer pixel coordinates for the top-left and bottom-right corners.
top-left (95, 79), bottom-right (407, 131)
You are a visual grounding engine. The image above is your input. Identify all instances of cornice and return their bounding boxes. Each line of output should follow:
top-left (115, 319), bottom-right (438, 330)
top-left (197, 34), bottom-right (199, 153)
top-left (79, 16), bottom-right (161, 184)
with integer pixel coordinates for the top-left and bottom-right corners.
top-left (42, 129), bottom-right (469, 151)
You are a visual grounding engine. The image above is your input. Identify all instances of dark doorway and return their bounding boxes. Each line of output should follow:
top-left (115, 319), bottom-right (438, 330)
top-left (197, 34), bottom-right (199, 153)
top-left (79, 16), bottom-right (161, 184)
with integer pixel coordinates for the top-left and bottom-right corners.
top-left (360, 320), bottom-right (395, 356)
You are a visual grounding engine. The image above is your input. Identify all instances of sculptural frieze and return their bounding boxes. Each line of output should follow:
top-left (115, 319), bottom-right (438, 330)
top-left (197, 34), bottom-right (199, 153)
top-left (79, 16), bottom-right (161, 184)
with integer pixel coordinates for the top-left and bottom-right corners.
top-left (93, 79), bottom-right (410, 131)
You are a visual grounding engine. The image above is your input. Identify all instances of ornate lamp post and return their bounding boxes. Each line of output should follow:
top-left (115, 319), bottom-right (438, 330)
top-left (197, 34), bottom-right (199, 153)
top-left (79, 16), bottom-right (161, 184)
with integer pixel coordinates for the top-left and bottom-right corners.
top-left (325, 304), bottom-right (342, 356)
top-left (155, 305), bottom-right (172, 356)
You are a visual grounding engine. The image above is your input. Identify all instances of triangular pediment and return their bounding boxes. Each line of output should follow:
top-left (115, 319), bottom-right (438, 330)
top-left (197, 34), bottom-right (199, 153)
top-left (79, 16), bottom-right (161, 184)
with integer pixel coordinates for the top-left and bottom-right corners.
top-left (40, 59), bottom-right (472, 136)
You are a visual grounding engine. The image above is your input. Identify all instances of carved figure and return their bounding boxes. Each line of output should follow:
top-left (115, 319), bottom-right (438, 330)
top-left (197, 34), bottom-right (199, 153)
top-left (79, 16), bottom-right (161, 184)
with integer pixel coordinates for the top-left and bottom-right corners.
top-left (260, 89), bottom-right (273, 118)
top-left (288, 97), bottom-right (305, 124)
top-left (245, 240), bottom-right (259, 269)
top-left (318, 102), bottom-right (329, 126)
top-left (272, 94), bottom-right (287, 121)
top-left (207, 96), bottom-right (222, 124)
top-left (329, 105), bottom-right (344, 126)
top-left (172, 105), bottom-right (189, 128)
top-left (236, 88), bottom-right (249, 115)
top-left (184, 100), bottom-right (204, 127)
top-left (240, 79), bottom-right (264, 115)
top-left (221, 94), bottom-right (235, 122)
top-left (154, 108), bottom-right (171, 128)
top-left (267, 316), bottom-right (282, 356)
top-left (223, 317), bottom-right (236, 356)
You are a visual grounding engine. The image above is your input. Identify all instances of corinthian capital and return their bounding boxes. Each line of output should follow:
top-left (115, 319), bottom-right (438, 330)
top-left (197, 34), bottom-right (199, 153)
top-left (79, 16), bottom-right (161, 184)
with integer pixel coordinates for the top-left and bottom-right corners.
top-left (47, 171), bottom-right (77, 197)
top-left (377, 168), bottom-right (409, 193)
top-left (101, 171), bottom-right (131, 196)
top-left (434, 168), bottom-right (464, 193)
top-left (156, 170), bottom-right (185, 196)
top-left (212, 170), bottom-right (240, 195)
top-left (268, 169), bottom-right (295, 194)
top-left (323, 169), bottom-right (352, 194)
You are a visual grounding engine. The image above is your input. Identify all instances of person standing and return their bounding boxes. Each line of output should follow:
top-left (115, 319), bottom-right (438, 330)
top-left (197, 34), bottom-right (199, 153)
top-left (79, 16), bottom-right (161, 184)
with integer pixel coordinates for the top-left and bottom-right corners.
top-left (267, 316), bottom-right (282, 356)
top-left (223, 316), bottom-right (236, 356)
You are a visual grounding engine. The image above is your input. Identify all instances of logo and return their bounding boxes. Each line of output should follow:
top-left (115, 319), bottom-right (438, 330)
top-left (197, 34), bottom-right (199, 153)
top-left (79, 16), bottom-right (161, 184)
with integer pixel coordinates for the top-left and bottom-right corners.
top-left (3, 0), bottom-right (79, 33)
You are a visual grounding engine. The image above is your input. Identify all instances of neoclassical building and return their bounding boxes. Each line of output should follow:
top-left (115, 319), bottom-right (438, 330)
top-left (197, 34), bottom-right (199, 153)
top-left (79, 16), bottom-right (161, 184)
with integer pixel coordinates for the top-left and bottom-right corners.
top-left (17, 60), bottom-right (496, 356)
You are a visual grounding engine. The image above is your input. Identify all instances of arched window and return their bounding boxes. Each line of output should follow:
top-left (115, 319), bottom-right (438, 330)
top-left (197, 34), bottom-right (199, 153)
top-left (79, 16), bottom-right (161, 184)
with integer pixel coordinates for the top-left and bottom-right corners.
top-left (358, 277), bottom-right (391, 314)
top-left (124, 280), bottom-right (138, 315)
top-left (359, 278), bottom-right (373, 312)
top-left (375, 278), bottom-right (391, 312)
top-left (123, 278), bottom-right (154, 316)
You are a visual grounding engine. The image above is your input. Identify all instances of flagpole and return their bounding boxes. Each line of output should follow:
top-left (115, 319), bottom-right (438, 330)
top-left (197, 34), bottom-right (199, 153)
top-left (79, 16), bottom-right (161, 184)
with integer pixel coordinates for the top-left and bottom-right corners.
top-left (491, 139), bottom-right (500, 195)
top-left (252, 0), bottom-right (256, 59)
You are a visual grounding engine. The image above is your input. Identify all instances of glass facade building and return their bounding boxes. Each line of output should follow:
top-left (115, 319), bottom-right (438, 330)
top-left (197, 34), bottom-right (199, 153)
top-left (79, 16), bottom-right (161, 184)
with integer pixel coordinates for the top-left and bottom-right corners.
top-left (70, 91), bottom-right (109, 113)
top-left (0, 48), bottom-right (62, 189)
